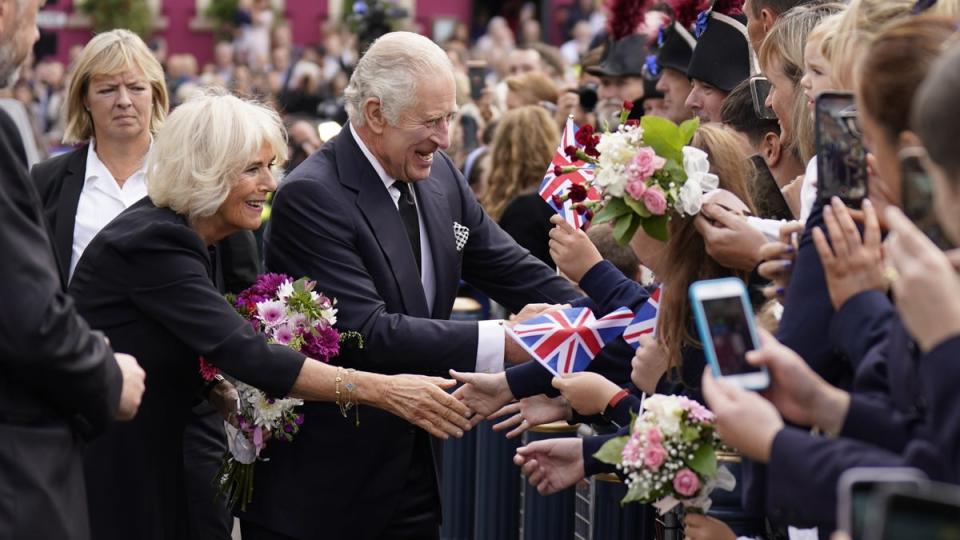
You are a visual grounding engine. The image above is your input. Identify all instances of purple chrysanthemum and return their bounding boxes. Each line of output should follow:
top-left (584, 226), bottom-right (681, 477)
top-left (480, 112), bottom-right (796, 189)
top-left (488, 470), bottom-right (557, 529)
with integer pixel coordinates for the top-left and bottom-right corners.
top-left (301, 326), bottom-right (341, 362)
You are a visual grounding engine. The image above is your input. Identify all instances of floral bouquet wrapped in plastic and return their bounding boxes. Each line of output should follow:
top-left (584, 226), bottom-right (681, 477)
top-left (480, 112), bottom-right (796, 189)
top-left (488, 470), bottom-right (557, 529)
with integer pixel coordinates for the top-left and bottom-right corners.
top-left (555, 108), bottom-right (717, 244)
top-left (594, 394), bottom-right (735, 514)
top-left (200, 273), bottom-right (359, 510)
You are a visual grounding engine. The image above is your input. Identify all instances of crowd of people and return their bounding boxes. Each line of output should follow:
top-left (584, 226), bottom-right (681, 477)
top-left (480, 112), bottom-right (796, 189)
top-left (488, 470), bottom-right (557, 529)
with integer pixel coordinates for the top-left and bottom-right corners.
top-left (4, 0), bottom-right (960, 539)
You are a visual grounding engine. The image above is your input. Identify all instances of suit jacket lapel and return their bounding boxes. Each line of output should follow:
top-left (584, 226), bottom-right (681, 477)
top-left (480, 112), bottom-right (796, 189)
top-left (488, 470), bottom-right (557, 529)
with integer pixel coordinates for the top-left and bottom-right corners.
top-left (414, 177), bottom-right (459, 320)
top-left (54, 148), bottom-right (87, 281)
top-left (334, 129), bottom-right (430, 318)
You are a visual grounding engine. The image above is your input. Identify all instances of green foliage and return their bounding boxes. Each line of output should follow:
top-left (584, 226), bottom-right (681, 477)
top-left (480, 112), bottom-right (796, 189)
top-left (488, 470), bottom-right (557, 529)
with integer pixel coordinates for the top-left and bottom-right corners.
top-left (639, 115), bottom-right (684, 163)
top-left (689, 444), bottom-right (717, 477)
top-left (613, 212), bottom-right (642, 246)
top-left (679, 118), bottom-right (700, 147)
top-left (79, 0), bottom-right (153, 38)
top-left (205, 0), bottom-right (240, 40)
top-left (641, 214), bottom-right (669, 242)
top-left (594, 435), bottom-right (628, 465)
top-left (592, 197), bottom-right (631, 225)
top-left (622, 480), bottom-right (648, 504)
top-left (623, 195), bottom-right (652, 219)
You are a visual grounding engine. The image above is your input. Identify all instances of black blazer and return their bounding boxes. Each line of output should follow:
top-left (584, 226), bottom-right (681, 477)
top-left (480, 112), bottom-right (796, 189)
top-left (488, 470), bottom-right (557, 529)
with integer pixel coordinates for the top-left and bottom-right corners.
top-left (245, 127), bottom-right (579, 539)
top-left (68, 199), bottom-right (305, 540)
top-left (32, 145), bottom-right (87, 282)
top-left (0, 111), bottom-right (121, 540)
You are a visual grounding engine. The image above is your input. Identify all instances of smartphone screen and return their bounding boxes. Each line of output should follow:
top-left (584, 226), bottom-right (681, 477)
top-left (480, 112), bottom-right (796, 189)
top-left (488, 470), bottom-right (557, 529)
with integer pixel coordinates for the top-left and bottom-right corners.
top-left (851, 480), bottom-right (926, 540)
top-left (880, 492), bottom-right (960, 539)
top-left (749, 77), bottom-right (777, 120)
top-left (701, 295), bottom-right (761, 377)
top-left (816, 93), bottom-right (868, 207)
top-left (467, 61), bottom-right (487, 102)
top-left (900, 150), bottom-right (954, 250)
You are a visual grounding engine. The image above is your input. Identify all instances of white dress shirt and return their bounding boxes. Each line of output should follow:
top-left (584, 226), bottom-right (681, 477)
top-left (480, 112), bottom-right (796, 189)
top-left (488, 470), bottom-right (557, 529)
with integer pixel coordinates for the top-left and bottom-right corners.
top-left (70, 141), bottom-right (149, 280)
top-left (350, 123), bottom-right (505, 373)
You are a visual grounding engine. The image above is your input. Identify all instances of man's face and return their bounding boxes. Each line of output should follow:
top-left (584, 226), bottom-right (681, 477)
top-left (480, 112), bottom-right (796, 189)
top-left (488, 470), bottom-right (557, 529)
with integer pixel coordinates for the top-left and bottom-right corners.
top-left (0, 0), bottom-right (40, 87)
top-left (598, 75), bottom-right (645, 104)
top-left (655, 68), bottom-right (693, 123)
top-left (376, 73), bottom-right (458, 183)
top-left (685, 79), bottom-right (727, 123)
top-left (507, 49), bottom-right (541, 76)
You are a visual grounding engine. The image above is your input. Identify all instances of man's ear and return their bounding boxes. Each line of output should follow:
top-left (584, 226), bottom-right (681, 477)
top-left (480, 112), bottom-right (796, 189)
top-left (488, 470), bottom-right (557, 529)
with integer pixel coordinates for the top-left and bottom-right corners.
top-left (761, 131), bottom-right (782, 168)
top-left (760, 8), bottom-right (778, 34)
top-left (899, 130), bottom-right (921, 150)
top-left (362, 98), bottom-right (387, 135)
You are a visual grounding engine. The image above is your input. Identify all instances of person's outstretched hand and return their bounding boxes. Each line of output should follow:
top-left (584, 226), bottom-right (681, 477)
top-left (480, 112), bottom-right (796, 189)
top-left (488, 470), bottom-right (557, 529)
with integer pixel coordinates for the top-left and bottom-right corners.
top-left (514, 437), bottom-right (584, 495)
top-left (450, 370), bottom-right (515, 426)
top-left (376, 374), bottom-right (471, 439)
top-left (489, 395), bottom-right (571, 438)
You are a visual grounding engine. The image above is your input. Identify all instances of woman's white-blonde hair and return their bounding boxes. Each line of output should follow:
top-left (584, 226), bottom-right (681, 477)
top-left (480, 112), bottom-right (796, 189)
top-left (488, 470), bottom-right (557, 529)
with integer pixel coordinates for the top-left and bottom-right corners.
top-left (344, 31), bottom-right (454, 126)
top-left (829, 0), bottom-right (915, 91)
top-left (63, 29), bottom-right (169, 144)
top-left (146, 89), bottom-right (287, 222)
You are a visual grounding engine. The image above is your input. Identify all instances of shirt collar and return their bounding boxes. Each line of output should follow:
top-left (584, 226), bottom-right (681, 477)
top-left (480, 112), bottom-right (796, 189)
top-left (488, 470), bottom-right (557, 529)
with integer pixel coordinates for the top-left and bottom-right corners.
top-left (84, 137), bottom-right (152, 186)
top-left (349, 122), bottom-right (396, 193)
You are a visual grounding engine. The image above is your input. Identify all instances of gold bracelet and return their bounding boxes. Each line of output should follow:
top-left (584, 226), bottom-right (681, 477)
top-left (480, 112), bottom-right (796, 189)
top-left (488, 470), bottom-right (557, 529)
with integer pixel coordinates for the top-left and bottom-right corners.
top-left (345, 368), bottom-right (359, 427)
top-left (335, 366), bottom-right (348, 418)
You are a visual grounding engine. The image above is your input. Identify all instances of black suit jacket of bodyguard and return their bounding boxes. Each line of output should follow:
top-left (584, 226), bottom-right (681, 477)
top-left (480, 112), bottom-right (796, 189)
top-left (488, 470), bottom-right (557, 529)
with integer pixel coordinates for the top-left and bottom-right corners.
top-left (244, 126), bottom-right (578, 539)
top-left (0, 111), bottom-right (121, 539)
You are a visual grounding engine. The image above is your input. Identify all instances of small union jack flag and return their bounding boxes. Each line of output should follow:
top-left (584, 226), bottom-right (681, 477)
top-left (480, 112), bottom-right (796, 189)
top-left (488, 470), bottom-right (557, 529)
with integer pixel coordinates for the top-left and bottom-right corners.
top-left (623, 286), bottom-right (662, 348)
top-left (507, 307), bottom-right (634, 375)
top-left (538, 117), bottom-right (599, 229)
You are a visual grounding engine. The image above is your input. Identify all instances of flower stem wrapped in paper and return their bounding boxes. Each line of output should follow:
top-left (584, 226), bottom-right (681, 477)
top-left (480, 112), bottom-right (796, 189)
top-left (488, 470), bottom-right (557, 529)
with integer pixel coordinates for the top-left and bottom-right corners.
top-left (555, 106), bottom-right (718, 244)
top-left (594, 394), bottom-right (735, 514)
top-left (201, 273), bottom-right (361, 510)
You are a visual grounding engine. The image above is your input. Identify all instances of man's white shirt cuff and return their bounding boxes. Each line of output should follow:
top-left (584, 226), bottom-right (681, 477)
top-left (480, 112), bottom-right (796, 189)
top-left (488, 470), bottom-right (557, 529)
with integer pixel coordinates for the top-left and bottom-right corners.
top-left (475, 320), bottom-right (506, 373)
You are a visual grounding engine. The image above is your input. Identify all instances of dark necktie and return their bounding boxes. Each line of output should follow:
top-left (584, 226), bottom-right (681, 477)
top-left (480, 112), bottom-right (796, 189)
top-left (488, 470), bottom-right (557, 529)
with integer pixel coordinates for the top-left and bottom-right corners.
top-left (394, 181), bottom-right (421, 275)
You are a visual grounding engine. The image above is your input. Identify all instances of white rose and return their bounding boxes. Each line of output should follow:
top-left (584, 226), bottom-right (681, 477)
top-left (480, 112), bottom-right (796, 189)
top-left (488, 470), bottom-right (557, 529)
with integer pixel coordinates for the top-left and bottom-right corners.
top-left (679, 178), bottom-right (703, 216)
top-left (682, 146), bottom-right (710, 176)
top-left (595, 167), bottom-right (626, 197)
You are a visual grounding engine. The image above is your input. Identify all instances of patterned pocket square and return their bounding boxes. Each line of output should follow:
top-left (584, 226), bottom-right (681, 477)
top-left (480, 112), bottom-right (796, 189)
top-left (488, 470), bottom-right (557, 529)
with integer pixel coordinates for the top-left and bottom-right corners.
top-left (453, 222), bottom-right (470, 252)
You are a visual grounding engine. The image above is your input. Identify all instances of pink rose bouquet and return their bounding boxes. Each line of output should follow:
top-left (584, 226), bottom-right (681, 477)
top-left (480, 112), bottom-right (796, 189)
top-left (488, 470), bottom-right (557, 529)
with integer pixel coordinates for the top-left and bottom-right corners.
top-left (202, 273), bottom-right (361, 510)
top-left (594, 394), bottom-right (735, 514)
top-left (554, 108), bottom-right (718, 244)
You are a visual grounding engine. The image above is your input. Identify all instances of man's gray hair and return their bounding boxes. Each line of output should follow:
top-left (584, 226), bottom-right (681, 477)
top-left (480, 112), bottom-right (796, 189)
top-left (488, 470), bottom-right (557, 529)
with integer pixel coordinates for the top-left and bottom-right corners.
top-left (344, 32), bottom-right (454, 126)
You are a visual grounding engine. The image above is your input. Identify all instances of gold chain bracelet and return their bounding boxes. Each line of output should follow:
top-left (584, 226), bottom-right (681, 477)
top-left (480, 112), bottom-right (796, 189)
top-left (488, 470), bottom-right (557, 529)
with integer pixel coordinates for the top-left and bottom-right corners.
top-left (335, 366), bottom-right (360, 427)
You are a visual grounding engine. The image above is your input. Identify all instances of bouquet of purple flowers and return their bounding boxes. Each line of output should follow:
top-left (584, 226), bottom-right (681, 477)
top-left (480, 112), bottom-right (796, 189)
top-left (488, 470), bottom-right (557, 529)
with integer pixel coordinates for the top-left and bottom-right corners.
top-left (201, 273), bottom-right (359, 510)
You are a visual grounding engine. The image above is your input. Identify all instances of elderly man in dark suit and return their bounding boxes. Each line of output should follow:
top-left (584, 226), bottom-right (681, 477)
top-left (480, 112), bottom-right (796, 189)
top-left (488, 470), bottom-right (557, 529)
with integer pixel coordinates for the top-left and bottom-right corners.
top-left (0, 0), bottom-right (145, 538)
top-left (240, 31), bottom-right (579, 540)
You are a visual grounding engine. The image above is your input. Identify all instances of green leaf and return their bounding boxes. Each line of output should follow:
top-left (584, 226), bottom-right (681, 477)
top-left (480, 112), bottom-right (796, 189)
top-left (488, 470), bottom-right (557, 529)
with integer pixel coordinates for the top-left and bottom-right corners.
top-left (613, 213), bottom-right (641, 246)
top-left (689, 445), bottom-right (717, 477)
top-left (641, 115), bottom-right (683, 163)
top-left (622, 195), bottom-right (652, 218)
top-left (622, 481), bottom-right (648, 504)
top-left (641, 214), bottom-right (669, 242)
top-left (594, 436), bottom-right (629, 465)
top-left (592, 198), bottom-right (631, 225)
top-left (679, 117), bottom-right (701, 146)
top-left (681, 425), bottom-right (700, 443)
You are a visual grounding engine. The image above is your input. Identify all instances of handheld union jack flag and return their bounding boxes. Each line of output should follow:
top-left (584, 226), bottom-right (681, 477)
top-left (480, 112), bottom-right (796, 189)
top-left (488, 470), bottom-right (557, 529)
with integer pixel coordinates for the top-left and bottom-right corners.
top-left (507, 307), bottom-right (634, 375)
top-left (622, 286), bottom-right (662, 348)
top-left (538, 117), bottom-right (598, 229)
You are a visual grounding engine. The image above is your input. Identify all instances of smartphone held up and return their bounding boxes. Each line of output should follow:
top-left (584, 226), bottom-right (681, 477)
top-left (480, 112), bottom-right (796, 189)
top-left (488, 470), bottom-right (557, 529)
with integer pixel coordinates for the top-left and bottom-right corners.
top-left (689, 278), bottom-right (769, 391)
top-left (816, 92), bottom-right (869, 208)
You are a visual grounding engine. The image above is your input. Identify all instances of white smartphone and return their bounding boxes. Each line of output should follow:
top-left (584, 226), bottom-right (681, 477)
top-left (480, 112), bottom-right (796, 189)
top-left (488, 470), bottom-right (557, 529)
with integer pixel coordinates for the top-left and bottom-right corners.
top-left (689, 277), bottom-right (769, 390)
top-left (837, 467), bottom-right (928, 540)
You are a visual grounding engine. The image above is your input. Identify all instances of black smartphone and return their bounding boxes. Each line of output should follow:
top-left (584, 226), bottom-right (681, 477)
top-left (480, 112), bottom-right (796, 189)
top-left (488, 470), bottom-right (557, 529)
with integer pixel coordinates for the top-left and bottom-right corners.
top-left (749, 155), bottom-right (794, 220)
top-left (863, 481), bottom-right (960, 540)
top-left (900, 147), bottom-right (954, 250)
top-left (816, 92), bottom-right (868, 207)
top-left (749, 77), bottom-right (777, 120)
top-left (837, 467), bottom-right (927, 540)
top-left (467, 60), bottom-right (487, 102)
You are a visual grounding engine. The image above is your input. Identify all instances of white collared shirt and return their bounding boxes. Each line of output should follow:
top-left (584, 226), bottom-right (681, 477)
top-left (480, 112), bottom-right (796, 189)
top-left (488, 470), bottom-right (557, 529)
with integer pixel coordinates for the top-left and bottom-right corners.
top-left (349, 123), bottom-right (505, 373)
top-left (70, 140), bottom-right (149, 280)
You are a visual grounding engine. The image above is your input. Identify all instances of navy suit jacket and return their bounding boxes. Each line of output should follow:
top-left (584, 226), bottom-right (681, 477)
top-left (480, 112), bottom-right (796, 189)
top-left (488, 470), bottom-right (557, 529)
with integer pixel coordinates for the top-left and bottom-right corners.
top-left (248, 127), bottom-right (578, 539)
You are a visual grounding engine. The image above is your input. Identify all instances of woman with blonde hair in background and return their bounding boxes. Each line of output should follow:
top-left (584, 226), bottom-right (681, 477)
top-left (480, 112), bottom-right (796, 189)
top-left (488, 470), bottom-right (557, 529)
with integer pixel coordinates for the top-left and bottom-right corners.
top-left (482, 105), bottom-right (560, 268)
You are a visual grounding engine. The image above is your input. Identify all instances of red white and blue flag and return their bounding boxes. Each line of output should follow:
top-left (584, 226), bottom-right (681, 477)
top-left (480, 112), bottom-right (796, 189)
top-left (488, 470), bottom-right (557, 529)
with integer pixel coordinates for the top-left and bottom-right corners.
top-left (622, 286), bottom-right (662, 348)
top-left (507, 307), bottom-right (634, 375)
top-left (538, 117), bottom-right (598, 229)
